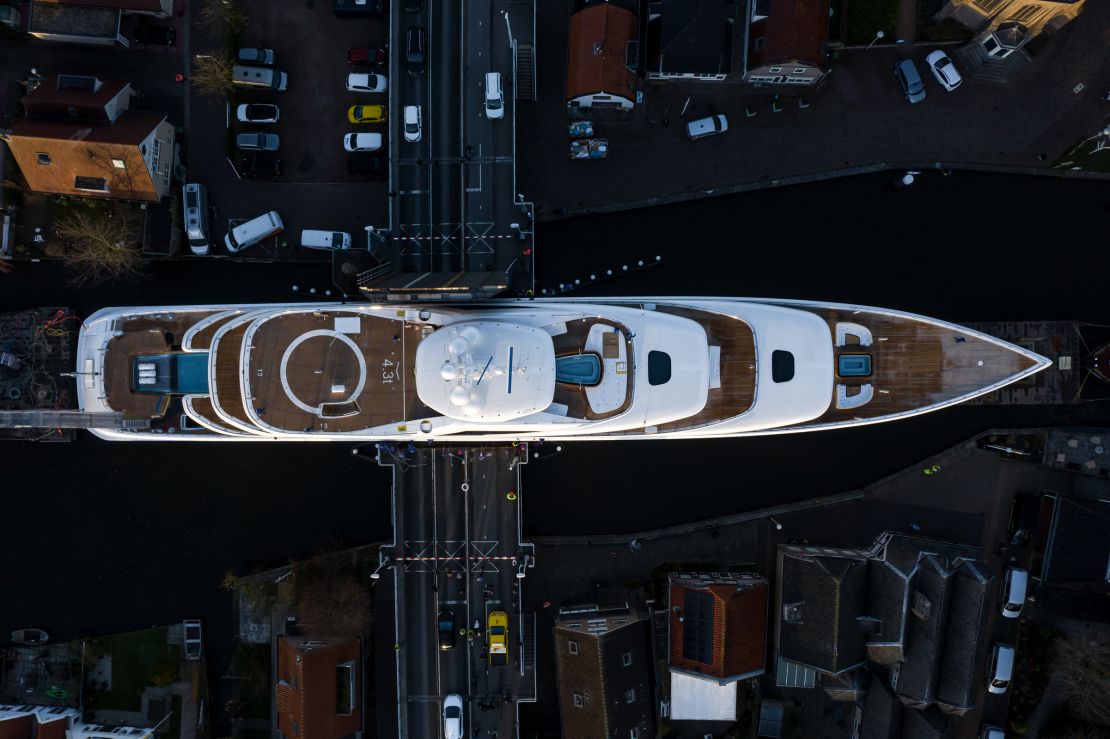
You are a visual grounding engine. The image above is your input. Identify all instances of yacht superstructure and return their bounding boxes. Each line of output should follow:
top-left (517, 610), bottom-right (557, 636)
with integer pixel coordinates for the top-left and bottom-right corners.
top-left (75, 298), bottom-right (1050, 441)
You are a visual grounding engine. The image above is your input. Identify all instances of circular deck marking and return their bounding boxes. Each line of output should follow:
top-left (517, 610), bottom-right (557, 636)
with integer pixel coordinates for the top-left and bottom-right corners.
top-left (279, 329), bottom-right (366, 415)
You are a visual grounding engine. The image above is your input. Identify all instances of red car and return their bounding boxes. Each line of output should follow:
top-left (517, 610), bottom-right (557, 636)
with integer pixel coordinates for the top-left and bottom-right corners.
top-left (347, 47), bottom-right (387, 67)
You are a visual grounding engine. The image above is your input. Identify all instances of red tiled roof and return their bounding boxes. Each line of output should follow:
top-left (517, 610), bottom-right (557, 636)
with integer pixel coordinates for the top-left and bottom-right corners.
top-left (276, 637), bottom-right (362, 739)
top-left (0, 715), bottom-right (34, 739)
top-left (750, 0), bottom-right (829, 67)
top-left (35, 0), bottom-right (166, 12)
top-left (669, 575), bottom-right (768, 680)
top-left (566, 3), bottom-right (638, 102)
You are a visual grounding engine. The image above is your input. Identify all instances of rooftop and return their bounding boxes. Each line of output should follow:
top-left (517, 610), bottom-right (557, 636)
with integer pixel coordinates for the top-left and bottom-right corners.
top-left (647, 0), bottom-right (737, 76)
top-left (668, 571), bottom-right (768, 683)
top-left (566, 3), bottom-right (638, 102)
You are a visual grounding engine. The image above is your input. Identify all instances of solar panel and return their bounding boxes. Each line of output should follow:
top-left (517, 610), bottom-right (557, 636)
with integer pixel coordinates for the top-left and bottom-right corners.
top-left (682, 590), bottom-right (714, 664)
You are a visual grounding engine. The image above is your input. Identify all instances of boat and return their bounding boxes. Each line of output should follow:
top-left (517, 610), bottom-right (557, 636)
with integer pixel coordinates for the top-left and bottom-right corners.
top-left (74, 297), bottom-right (1051, 442)
top-left (11, 628), bottom-right (49, 645)
top-left (568, 121), bottom-right (594, 138)
top-left (569, 138), bottom-right (607, 159)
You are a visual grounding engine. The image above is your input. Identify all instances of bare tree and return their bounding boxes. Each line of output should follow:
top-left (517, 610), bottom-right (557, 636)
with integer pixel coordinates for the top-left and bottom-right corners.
top-left (191, 55), bottom-right (236, 100)
top-left (1054, 634), bottom-right (1110, 727)
top-left (295, 573), bottom-right (370, 637)
top-left (55, 208), bottom-right (143, 286)
top-left (198, 0), bottom-right (248, 34)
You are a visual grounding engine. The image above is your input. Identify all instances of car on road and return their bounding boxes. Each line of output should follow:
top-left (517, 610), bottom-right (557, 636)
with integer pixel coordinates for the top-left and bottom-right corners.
top-left (487, 610), bottom-right (508, 666)
top-left (241, 154), bottom-right (282, 178)
top-left (183, 620), bottom-right (203, 661)
top-left (347, 47), bottom-right (387, 67)
top-left (893, 58), bottom-right (926, 104)
top-left (347, 154), bottom-right (385, 176)
top-left (236, 132), bottom-right (280, 151)
top-left (442, 694), bottom-right (463, 739)
top-left (346, 73), bottom-right (387, 93)
top-left (344, 132), bottom-right (383, 152)
top-left (438, 609), bottom-right (456, 651)
top-left (484, 72), bottom-right (504, 120)
top-left (406, 27), bottom-right (426, 77)
top-left (236, 103), bottom-right (280, 124)
top-left (348, 104), bottom-right (386, 123)
top-left (1007, 492), bottom-right (1041, 546)
top-left (925, 50), bottom-right (962, 91)
top-left (403, 105), bottom-right (422, 143)
top-left (1000, 567), bottom-right (1028, 619)
top-left (134, 22), bottom-right (176, 46)
top-left (686, 114), bottom-right (728, 140)
top-left (986, 642), bottom-right (1015, 695)
top-left (238, 47), bottom-right (275, 65)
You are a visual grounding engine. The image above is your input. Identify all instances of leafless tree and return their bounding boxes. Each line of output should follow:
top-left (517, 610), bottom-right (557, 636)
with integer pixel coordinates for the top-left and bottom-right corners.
top-left (1054, 633), bottom-right (1110, 727)
top-left (191, 55), bottom-right (235, 100)
top-left (198, 0), bottom-right (248, 34)
top-left (55, 208), bottom-right (143, 286)
top-left (296, 573), bottom-right (370, 637)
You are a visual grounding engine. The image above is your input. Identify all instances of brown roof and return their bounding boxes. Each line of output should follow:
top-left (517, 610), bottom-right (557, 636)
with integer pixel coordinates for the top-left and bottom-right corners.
top-left (566, 3), bottom-right (638, 103)
top-left (0, 714), bottom-right (68, 739)
top-left (8, 110), bottom-right (166, 201)
top-left (669, 573), bottom-right (768, 681)
top-left (35, 0), bottom-right (166, 12)
top-left (751, 0), bottom-right (829, 67)
top-left (22, 75), bottom-right (130, 121)
top-left (276, 636), bottom-right (362, 739)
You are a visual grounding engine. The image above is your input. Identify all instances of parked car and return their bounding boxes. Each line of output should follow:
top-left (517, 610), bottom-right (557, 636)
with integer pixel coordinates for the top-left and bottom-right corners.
top-left (344, 132), bottom-right (383, 152)
top-left (893, 58), bottom-right (926, 103)
top-left (183, 620), bottom-right (203, 661)
top-left (986, 643), bottom-right (1015, 695)
top-left (1007, 492), bottom-right (1041, 546)
top-left (925, 50), bottom-right (962, 91)
top-left (238, 47), bottom-right (275, 65)
top-left (236, 103), bottom-right (280, 124)
top-left (225, 211), bottom-right (283, 253)
top-left (487, 611), bottom-right (508, 666)
top-left (347, 154), bottom-right (385, 176)
top-left (403, 105), bottom-right (422, 143)
top-left (442, 694), bottom-right (463, 739)
top-left (182, 183), bottom-right (210, 255)
top-left (134, 22), bottom-right (176, 46)
top-left (438, 609), bottom-right (456, 651)
top-left (348, 104), bottom-right (386, 123)
top-left (686, 114), bottom-right (728, 140)
top-left (233, 65), bottom-right (288, 92)
top-left (406, 27), bottom-right (426, 76)
top-left (979, 726), bottom-right (1005, 739)
top-left (346, 73), bottom-right (387, 93)
top-left (1000, 567), bottom-right (1028, 619)
top-left (484, 72), bottom-right (504, 120)
top-left (347, 47), bottom-right (387, 67)
top-left (236, 132), bottom-right (280, 151)
top-left (301, 230), bottom-right (351, 250)
top-left (241, 154), bottom-right (282, 178)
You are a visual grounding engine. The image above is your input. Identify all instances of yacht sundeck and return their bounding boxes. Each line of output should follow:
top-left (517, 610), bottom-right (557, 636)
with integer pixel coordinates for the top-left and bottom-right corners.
top-left (75, 298), bottom-right (1050, 441)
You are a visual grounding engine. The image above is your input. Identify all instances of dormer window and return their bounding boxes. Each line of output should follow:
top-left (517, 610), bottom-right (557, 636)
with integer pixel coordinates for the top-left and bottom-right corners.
top-left (36, 152), bottom-right (51, 165)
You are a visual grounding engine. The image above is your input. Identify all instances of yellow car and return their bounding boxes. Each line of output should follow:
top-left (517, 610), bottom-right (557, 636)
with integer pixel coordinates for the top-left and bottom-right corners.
top-left (487, 610), bottom-right (508, 666)
top-left (347, 104), bottom-right (386, 124)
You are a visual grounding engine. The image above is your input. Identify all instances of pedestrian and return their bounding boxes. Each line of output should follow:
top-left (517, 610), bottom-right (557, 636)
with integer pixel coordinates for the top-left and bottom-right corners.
top-left (394, 642), bottom-right (401, 651)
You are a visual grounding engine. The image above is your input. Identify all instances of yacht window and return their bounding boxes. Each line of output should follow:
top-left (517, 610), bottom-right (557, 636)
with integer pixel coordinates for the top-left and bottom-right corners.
top-left (648, 351), bottom-right (671, 385)
top-left (772, 350), bottom-right (795, 383)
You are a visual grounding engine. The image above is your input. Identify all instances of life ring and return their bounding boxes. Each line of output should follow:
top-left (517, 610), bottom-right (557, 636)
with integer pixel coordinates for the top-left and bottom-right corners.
top-left (506, 491), bottom-right (517, 501)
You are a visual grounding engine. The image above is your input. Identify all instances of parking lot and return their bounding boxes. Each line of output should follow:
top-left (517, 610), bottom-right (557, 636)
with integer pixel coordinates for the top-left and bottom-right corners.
top-left (187, 0), bottom-right (391, 260)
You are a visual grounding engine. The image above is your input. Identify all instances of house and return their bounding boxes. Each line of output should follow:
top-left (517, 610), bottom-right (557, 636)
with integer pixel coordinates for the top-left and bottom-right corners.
top-left (935, 561), bottom-right (992, 716)
top-left (667, 572), bottom-right (768, 721)
top-left (1037, 495), bottom-right (1110, 598)
top-left (553, 603), bottom-right (655, 739)
top-left (938, 0), bottom-right (1087, 82)
top-left (644, 0), bottom-right (742, 82)
top-left (743, 0), bottom-right (831, 86)
top-left (566, 3), bottom-right (639, 110)
top-left (275, 637), bottom-right (363, 739)
top-left (28, 0), bottom-right (171, 45)
top-left (0, 706), bottom-right (153, 739)
top-left (8, 75), bottom-right (174, 202)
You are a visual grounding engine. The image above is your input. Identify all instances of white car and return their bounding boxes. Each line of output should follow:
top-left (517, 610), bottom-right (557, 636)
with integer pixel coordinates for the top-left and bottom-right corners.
top-left (344, 132), bottom-right (383, 152)
top-left (999, 567), bottom-right (1028, 619)
top-left (346, 72), bottom-right (387, 93)
top-left (404, 105), bottom-right (422, 143)
top-left (442, 694), bottom-right (463, 739)
top-left (236, 103), bottom-right (280, 124)
top-left (925, 50), bottom-right (962, 91)
top-left (484, 72), bottom-right (504, 120)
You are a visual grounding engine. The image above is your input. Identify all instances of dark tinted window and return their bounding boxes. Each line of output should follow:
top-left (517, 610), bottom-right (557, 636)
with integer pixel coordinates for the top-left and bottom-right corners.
top-left (648, 351), bottom-right (671, 385)
top-left (772, 350), bottom-right (795, 382)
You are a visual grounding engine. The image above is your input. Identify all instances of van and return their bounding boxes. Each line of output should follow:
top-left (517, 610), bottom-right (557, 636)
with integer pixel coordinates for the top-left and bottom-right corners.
top-left (999, 567), bottom-right (1028, 619)
top-left (224, 211), bottom-right (284, 253)
top-left (484, 72), bottom-right (504, 120)
top-left (986, 643), bottom-right (1015, 695)
top-left (181, 184), bottom-right (209, 256)
top-left (686, 114), bottom-right (728, 140)
top-left (0, 6), bottom-right (22, 28)
top-left (232, 65), bottom-right (288, 92)
top-left (300, 230), bottom-right (351, 250)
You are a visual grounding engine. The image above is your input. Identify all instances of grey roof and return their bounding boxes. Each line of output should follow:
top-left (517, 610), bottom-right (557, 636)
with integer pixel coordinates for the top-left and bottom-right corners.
top-left (648, 0), bottom-right (736, 76)
top-left (1041, 496), bottom-right (1110, 596)
top-left (900, 705), bottom-right (952, 739)
top-left (860, 671), bottom-right (901, 739)
top-left (936, 561), bottom-right (992, 715)
top-left (865, 560), bottom-right (911, 666)
top-left (893, 556), bottom-right (954, 706)
top-left (777, 547), bottom-right (870, 674)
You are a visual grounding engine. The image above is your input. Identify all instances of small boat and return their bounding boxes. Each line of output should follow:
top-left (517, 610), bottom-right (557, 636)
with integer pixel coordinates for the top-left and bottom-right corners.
top-left (570, 138), bottom-right (607, 159)
top-left (11, 628), bottom-right (49, 646)
top-left (568, 120), bottom-right (594, 138)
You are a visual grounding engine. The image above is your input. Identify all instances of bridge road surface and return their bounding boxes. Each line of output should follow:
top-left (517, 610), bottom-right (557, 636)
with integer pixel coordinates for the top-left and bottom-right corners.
top-left (391, 0), bottom-right (433, 270)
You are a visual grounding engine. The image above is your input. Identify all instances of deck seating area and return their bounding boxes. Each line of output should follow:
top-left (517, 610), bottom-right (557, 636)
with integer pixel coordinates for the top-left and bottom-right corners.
top-left (549, 317), bottom-right (633, 420)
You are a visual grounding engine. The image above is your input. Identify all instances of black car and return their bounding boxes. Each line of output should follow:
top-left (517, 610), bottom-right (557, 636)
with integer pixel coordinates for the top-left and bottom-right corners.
top-left (406, 27), bottom-right (426, 77)
top-left (438, 609), bottom-right (456, 651)
top-left (334, 0), bottom-right (385, 17)
top-left (134, 22), bottom-right (176, 46)
top-left (1007, 492), bottom-right (1041, 546)
top-left (241, 154), bottom-right (282, 178)
top-left (347, 153), bottom-right (384, 176)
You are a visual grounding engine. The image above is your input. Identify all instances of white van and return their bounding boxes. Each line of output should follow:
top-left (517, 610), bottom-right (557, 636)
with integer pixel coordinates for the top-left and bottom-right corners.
top-left (999, 567), bottom-right (1028, 619)
top-left (300, 230), bottom-right (351, 250)
top-left (686, 114), bottom-right (728, 140)
top-left (986, 643), bottom-right (1015, 695)
top-left (484, 72), bottom-right (504, 120)
top-left (181, 183), bottom-right (209, 256)
top-left (232, 65), bottom-right (288, 92)
top-left (224, 211), bottom-right (284, 253)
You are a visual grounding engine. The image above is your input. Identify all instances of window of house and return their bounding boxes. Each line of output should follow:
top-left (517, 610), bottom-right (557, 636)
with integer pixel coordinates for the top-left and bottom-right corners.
top-left (1008, 4), bottom-right (1041, 23)
top-left (792, 67), bottom-right (807, 74)
top-left (336, 661), bottom-right (356, 715)
top-left (568, 640), bottom-right (579, 655)
top-left (622, 651), bottom-right (633, 667)
top-left (291, 721), bottom-right (298, 736)
top-left (769, 66), bottom-right (782, 73)
top-left (111, 158), bottom-right (126, 169)
top-left (74, 176), bottom-right (108, 192)
top-left (974, 0), bottom-right (1006, 11)
top-left (572, 693), bottom-right (584, 708)
top-left (625, 688), bottom-right (636, 703)
top-left (36, 152), bottom-right (51, 165)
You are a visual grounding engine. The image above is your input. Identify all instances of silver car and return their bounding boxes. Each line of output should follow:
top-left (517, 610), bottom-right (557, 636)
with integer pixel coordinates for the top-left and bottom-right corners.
top-left (236, 132), bottom-right (280, 151)
top-left (894, 58), bottom-right (926, 104)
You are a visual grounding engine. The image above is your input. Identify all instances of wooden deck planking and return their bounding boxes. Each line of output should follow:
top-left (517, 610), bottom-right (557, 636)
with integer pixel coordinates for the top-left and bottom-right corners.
top-left (186, 311), bottom-right (244, 350)
top-left (550, 317), bottom-right (634, 420)
top-left (122, 311), bottom-right (221, 347)
top-left (103, 329), bottom-right (172, 419)
top-left (185, 396), bottom-right (249, 435)
top-left (211, 322), bottom-right (254, 427)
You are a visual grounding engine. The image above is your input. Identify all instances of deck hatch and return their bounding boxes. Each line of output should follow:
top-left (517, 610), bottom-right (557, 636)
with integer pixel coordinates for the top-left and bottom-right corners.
top-left (133, 352), bottom-right (210, 395)
top-left (837, 354), bottom-right (872, 377)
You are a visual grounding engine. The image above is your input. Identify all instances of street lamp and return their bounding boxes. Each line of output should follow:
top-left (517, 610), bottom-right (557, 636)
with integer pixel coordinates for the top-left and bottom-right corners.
top-left (866, 30), bottom-right (885, 51)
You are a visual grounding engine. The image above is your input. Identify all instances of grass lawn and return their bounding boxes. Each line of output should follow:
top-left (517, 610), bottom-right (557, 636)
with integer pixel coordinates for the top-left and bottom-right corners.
top-left (93, 628), bottom-right (181, 712)
top-left (1054, 135), bottom-right (1110, 173)
top-left (845, 0), bottom-right (900, 44)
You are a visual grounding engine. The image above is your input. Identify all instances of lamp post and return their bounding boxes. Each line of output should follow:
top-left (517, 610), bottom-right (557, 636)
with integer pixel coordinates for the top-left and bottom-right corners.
top-left (866, 30), bottom-right (885, 51)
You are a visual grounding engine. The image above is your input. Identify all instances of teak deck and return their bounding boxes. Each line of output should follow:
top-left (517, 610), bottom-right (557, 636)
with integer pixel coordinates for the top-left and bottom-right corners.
top-left (551, 317), bottom-right (634, 420)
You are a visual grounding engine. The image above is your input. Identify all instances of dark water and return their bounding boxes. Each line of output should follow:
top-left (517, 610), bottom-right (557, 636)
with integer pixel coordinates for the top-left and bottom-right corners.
top-left (1, 170), bottom-right (1107, 654)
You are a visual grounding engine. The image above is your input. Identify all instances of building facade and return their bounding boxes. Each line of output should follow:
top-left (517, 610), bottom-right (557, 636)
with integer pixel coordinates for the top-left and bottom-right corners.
top-left (743, 0), bottom-right (830, 86)
top-left (275, 637), bottom-right (363, 739)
